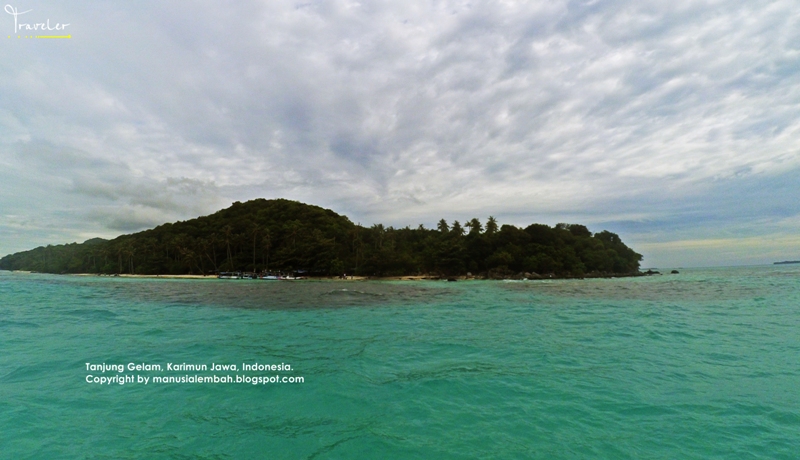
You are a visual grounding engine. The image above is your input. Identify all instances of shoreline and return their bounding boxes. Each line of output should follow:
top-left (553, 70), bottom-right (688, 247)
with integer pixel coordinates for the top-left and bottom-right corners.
top-left (8, 271), bottom-right (650, 281)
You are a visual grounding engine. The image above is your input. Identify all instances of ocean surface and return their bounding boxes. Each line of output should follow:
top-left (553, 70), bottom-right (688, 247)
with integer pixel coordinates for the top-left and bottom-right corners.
top-left (1, 266), bottom-right (799, 459)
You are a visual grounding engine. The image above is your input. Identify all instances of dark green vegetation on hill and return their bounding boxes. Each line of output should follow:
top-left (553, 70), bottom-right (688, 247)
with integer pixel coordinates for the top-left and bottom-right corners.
top-left (0, 199), bottom-right (642, 277)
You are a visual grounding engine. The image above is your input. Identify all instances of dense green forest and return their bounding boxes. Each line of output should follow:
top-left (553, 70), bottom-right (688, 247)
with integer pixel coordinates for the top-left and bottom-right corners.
top-left (0, 199), bottom-right (642, 278)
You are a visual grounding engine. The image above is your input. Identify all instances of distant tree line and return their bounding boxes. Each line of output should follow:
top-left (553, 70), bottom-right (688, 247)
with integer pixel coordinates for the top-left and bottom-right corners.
top-left (0, 199), bottom-right (643, 277)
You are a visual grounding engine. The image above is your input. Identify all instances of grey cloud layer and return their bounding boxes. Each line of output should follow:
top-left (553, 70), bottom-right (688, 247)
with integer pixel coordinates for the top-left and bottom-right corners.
top-left (1, 0), bottom-right (798, 265)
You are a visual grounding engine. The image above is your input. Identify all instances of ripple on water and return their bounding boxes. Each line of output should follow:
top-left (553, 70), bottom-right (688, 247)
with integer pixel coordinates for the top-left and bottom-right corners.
top-left (1, 267), bottom-right (799, 458)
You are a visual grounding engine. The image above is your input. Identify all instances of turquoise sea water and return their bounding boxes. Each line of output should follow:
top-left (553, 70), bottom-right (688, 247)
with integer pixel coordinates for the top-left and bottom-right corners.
top-left (1, 266), bottom-right (799, 459)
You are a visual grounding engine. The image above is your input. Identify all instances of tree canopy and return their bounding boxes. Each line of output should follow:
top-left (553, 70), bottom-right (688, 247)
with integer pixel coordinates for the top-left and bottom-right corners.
top-left (0, 198), bottom-right (643, 278)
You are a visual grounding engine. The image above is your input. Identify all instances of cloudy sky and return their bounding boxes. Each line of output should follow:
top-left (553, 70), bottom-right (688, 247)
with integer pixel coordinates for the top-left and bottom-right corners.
top-left (1, 0), bottom-right (799, 267)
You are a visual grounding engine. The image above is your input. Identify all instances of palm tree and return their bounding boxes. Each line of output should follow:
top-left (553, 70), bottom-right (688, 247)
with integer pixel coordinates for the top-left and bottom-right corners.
top-left (202, 234), bottom-right (219, 272)
top-left (262, 229), bottom-right (271, 272)
top-left (251, 223), bottom-right (260, 272)
top-left (372, 223), bottom-right (385, 249)
top-left (286, 220), bottom-right (301, 249)
top-left (466, 218), bottom-right (482, 235)
top-left (116, 245), bottom-right (124, 274)
top-left (220, 225), bottom-right (234, 270)
top-left (486, 216), bottom-right (498, 235)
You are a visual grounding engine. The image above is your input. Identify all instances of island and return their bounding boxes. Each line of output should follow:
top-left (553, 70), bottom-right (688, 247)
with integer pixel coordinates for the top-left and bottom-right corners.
top-left (0, 198), bottom-right (643, 279)
top-left (774, 260), bottom-right (800, 265)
